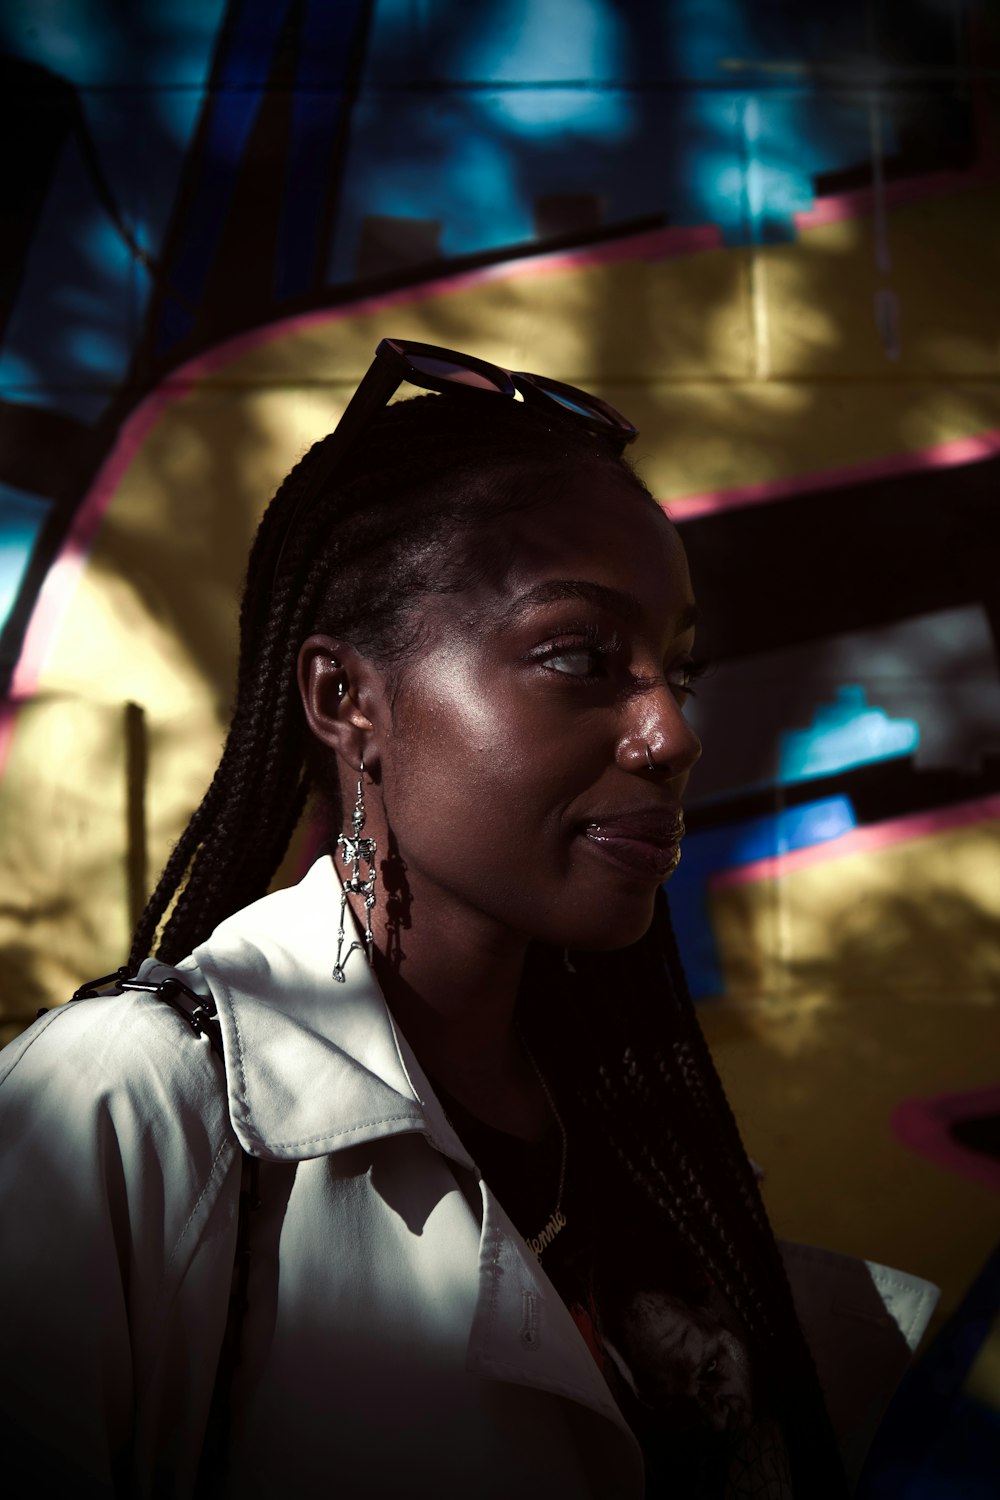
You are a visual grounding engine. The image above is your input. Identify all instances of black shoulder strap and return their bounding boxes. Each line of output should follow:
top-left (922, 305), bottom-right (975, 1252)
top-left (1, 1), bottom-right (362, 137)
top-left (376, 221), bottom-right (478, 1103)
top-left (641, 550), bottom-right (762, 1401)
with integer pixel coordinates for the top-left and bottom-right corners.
top-left (196, 1147), bottom-right (260, 1493)
top-left (64, 963), bottom-right (258, 1484)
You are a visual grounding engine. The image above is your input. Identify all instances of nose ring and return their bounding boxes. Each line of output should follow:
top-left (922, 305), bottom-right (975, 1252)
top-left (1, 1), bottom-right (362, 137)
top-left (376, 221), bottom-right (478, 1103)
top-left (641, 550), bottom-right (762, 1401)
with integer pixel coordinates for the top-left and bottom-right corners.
top-left (645, 743), bottom-right (655, 771)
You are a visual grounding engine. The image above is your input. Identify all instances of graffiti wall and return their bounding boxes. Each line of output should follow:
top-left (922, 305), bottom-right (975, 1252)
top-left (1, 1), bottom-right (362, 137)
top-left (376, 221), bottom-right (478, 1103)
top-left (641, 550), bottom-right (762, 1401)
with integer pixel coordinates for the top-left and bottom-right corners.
top-left (2, 0), bottom-right (999, 1478)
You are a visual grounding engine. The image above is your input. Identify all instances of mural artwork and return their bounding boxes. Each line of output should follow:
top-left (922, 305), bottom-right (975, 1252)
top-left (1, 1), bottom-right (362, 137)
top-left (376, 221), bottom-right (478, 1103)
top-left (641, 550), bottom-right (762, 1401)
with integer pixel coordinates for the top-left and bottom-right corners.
top-left (1, 2), bottom-right (998, 1487)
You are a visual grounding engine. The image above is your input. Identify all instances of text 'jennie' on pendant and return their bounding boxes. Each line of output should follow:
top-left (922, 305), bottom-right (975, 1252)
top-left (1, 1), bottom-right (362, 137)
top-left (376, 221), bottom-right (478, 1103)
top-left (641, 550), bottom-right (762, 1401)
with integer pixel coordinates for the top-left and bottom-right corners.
top-left (526, 1210), bottom-right (567, 1260)
top-left (519, 1030), bottom-right (568, 1261)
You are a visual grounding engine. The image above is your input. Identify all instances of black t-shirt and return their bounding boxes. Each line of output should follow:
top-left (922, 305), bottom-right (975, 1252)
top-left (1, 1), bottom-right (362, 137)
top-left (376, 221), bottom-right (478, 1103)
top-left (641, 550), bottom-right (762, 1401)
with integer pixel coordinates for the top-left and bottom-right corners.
top-left (433, 1082), bottom-right (794, 1499)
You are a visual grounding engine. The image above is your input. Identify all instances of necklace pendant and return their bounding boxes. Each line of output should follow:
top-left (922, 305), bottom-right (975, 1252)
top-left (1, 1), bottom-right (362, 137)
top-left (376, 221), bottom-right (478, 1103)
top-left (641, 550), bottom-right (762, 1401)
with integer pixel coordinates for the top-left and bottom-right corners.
top-left (526, 1208), bottom-right (567, 1261)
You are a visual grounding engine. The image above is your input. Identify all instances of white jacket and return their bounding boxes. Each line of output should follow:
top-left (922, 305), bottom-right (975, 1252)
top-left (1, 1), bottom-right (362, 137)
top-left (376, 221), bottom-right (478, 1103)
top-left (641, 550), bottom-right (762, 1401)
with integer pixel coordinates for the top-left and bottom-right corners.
top-left (0, 856), bottom-right (938, 1497)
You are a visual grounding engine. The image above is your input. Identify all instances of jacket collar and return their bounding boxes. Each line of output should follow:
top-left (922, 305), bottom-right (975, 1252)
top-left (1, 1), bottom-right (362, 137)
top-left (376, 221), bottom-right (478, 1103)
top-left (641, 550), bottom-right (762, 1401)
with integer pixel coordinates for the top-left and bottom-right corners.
top-left (189, 854), bottom-right (471, 1166)
top-left (189, 857), bottom-right (644, 1475)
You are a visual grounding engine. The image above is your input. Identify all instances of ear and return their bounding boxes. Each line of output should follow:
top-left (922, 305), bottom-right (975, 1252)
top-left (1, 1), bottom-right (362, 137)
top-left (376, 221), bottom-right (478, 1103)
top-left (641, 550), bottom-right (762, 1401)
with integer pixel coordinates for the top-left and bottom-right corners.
top-left (297, 633), bottom-right (386, 773)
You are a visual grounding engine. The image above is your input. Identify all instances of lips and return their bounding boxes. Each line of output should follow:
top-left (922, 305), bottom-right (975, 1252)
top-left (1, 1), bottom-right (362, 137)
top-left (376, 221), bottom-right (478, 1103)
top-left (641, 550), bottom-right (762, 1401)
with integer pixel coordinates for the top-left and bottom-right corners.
top-left (581, 809), bottom-right (685, 880)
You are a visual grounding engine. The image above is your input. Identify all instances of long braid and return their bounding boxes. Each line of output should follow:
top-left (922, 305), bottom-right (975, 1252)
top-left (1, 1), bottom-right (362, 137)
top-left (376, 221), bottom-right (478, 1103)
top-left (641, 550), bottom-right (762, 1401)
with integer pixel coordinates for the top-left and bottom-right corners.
top-left (128, 450), bottom-right (324, 969)
top-left (593, 1040), bottom-right (775, 1341)
top-left (593, 1054), bottom-right (773, 1339)
top-left (657, 900), bottom-right (777, 1242)
top-left (654, 903), bottom-right (838, 1421)
top-left (656, 910), bottom-right (850, 1491)
top-left (530, 908), bottom-right (848, 1495)
top-left (151, 466), bottom-right (354, 959)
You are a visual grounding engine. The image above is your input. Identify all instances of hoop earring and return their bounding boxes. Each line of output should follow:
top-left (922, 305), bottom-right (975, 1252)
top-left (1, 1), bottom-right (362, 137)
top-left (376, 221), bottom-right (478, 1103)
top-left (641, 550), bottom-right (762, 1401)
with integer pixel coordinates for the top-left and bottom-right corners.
top-left (332, 757), bottom-right (378, 982)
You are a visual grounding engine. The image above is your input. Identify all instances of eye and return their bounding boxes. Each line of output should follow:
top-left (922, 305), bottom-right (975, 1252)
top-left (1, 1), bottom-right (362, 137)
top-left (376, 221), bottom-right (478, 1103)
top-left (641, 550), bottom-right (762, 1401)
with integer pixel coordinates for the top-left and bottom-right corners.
top-left (667, 657), bottom-right (708, 697)
top-left (541, 646), bottom-right (612, 678)
top-left (526, 623), bottom-right (621, 682)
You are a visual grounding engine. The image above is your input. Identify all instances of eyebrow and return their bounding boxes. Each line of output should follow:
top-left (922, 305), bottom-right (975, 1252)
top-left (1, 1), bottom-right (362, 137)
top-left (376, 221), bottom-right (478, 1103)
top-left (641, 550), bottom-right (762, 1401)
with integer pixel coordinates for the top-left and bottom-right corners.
top-left (499, 579), bottom-right (698, 633)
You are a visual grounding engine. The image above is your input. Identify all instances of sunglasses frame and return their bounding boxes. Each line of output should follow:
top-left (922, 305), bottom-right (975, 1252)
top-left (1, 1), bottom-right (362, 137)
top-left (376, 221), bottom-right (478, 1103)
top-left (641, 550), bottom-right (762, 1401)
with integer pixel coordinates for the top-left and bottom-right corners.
top-left (272, 337), bottom-right (639, 582)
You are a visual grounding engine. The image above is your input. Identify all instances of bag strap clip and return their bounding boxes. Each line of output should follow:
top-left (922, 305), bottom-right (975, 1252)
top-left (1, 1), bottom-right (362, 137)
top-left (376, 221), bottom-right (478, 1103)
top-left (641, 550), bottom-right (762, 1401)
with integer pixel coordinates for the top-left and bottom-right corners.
top-left (65, 968), bottom-right (224, 1059)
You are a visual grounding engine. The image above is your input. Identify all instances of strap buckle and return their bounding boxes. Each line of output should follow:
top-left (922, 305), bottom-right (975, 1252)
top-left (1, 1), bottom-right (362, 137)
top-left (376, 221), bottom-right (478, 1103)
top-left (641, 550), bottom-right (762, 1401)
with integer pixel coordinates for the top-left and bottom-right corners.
top-left (67, 968), bottom-right (224, 1058)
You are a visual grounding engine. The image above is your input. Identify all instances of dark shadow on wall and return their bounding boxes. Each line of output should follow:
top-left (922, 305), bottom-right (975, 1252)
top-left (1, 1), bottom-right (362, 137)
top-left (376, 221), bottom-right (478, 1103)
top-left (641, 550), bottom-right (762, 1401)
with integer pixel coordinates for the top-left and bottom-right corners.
top-left (677, 452), bottom-right (1000, 817)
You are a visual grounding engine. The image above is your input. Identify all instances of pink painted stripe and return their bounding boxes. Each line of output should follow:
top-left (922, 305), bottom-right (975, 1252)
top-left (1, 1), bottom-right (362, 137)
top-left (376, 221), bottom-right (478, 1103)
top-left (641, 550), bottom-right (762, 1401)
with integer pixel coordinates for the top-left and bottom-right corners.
top-left (794, 163), bottom-right (997, 230)
top-left (892, 1086), bottom-right (1000, 1195)
top-left (133, 222), bottom-right (723, 391)
top-left (667, 429), bottom-right (1000, 522)
top-left (137, 157), bottom-right (997, 394)
top-left (710, 793), bottom-right (1000, 892)
top-left (0, 381), bottom-right (185, 778)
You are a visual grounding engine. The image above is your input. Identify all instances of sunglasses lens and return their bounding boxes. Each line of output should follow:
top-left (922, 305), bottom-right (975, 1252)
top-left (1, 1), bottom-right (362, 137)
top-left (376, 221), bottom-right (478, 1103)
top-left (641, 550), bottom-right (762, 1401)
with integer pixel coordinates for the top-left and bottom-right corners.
top-left (405, 353), bottom-right (507, 392)
top-left (536, 386), bottom-right (611, 424)
top-left (517, 371), bottom-right (636, 439)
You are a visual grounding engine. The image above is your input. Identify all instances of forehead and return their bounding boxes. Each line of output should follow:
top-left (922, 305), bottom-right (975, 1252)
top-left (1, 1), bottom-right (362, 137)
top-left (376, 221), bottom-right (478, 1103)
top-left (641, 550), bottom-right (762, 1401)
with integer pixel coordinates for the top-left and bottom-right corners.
top-left (478, 471), bottom-right (692, 626)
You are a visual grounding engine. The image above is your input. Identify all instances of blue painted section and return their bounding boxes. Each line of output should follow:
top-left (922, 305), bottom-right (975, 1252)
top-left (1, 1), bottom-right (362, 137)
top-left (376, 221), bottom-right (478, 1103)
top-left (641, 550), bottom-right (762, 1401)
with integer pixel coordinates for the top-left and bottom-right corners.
top-left (780, 685), bottom-right (920, 783)
top-left (334, 0), bottom-right (884, 273)
top-left (275, 1), bottom-right (367, 300)
top-left (0, 99), bottom-right (140, 419)
top-left (366, 0), bottom-right (634, 84)
top-left (0, 3), bottom-right (227, 418)
top-left (0, 0), bottom-right (907, 419)
top-left (338, 0), bottom-right (888, 257)
top-left (328, 78), bottom-right (877, 281)
top-left (669, 795), bottom-right (857, 998)
top-left (669, 0), bottom-right (869, 81)
top-left (0, 1), bottom-right (230, 86)
top-left (367, 0), bottom-right (871, 86)
top-left (154, 0), bottom-right (292, 350)
top-left (857, 1236), bottom-right (1000, 1498)
top-left (0, 486), bottom-right (52, 633)
top-left (276, 86), bottom-right (346, 299)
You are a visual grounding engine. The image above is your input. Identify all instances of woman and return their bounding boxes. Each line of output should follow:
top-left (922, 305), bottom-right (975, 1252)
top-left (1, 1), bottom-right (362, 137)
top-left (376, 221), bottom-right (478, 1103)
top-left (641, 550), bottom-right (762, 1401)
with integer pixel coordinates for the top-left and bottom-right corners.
top-left (0, 341), bottom-right (933, 1497)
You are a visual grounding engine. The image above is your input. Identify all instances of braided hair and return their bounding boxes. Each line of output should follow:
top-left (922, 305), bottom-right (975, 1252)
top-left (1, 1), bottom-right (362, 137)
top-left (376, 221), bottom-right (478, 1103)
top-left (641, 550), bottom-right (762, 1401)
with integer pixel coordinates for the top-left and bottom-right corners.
top-left (129, 390), bottom-right (847, 1494)
top-left (129, 392), bottom-right (637, 968)
top-left (528, 913), bottom-right (848, 1495)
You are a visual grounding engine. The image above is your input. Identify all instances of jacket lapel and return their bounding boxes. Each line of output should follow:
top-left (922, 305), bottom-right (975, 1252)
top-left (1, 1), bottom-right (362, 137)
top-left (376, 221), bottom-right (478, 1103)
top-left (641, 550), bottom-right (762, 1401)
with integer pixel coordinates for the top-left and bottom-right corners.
top-left (185, 857), bottom-right (641, 1471)
top-left (191, 855), bottom-right (428, 1160)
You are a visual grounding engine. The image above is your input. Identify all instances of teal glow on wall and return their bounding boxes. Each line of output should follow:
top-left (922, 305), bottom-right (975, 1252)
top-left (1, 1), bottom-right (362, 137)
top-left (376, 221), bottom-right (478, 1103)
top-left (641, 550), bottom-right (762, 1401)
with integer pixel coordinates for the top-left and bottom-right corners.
top-left (0, 486), bottom-right (51, 632)
top-left (780, 685), bottom-right (920, 784)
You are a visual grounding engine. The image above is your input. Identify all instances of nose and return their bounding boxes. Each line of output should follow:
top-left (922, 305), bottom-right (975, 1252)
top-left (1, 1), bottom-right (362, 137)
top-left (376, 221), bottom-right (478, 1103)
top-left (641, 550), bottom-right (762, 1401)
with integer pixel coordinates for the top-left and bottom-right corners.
top-left (616, 682), bottom-right (702, 781)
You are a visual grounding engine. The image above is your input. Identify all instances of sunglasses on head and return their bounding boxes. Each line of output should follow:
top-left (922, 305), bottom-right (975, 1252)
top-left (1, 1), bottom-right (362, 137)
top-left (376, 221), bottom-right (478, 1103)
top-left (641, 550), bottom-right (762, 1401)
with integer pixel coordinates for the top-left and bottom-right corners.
top-left (273, 338), bottom-right (639, 580)
top-left (345, 337), bottom-right (638, 447)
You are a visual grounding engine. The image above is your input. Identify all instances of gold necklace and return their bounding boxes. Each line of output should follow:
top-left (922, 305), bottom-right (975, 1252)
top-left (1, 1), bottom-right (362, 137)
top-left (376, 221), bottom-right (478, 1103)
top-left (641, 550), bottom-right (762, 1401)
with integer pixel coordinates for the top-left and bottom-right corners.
top-left (519, 1034), bottom-right (568, 1260)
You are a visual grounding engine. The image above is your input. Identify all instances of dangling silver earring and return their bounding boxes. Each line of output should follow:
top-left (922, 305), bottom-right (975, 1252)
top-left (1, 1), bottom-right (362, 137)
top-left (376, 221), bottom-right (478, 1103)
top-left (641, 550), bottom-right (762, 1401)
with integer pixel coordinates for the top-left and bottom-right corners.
top-left (332, 756), bottom-right (377, 982)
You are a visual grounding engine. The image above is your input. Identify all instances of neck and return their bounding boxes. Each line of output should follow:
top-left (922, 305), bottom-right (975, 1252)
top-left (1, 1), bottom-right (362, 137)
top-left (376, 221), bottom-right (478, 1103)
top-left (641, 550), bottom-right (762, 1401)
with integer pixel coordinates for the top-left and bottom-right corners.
top-left (348, 881), bottom-right (550, 1139)
top-left (373, 914), bottom-right (527, 1080)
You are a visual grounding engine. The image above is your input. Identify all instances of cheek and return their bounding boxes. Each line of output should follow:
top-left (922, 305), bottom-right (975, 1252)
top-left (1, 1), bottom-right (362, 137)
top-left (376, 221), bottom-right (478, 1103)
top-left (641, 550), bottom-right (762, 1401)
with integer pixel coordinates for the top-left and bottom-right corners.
top-left (382, 652), bottom-right (623, 906)
top-left (387, 669), bottom-right (530, 829)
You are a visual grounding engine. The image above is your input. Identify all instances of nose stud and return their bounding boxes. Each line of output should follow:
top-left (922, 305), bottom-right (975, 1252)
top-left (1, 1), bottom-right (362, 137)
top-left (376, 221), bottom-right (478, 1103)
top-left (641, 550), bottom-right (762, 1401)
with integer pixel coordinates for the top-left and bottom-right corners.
top-left (645, 743), bottom-right (655, 772)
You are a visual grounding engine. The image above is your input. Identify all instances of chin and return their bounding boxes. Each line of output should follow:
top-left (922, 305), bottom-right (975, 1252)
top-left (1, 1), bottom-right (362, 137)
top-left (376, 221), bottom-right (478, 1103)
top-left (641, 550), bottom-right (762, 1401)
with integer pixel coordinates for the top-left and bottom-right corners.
top-left (559, 888), bottom-right (660, 953)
